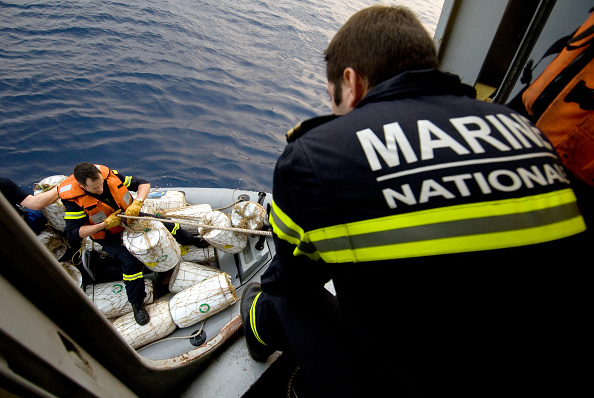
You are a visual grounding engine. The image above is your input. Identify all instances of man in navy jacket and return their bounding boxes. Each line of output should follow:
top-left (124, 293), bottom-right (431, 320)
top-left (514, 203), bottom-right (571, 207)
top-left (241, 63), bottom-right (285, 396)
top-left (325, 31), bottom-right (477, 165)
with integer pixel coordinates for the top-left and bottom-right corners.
top-left (242, 6), bottom-right (589, 397)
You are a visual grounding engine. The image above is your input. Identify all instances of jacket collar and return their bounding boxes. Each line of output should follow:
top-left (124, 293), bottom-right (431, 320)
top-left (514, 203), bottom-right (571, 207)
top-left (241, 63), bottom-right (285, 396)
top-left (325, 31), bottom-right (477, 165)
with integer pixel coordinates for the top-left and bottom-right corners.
top-left (357, 69), bottom-right (477, 108)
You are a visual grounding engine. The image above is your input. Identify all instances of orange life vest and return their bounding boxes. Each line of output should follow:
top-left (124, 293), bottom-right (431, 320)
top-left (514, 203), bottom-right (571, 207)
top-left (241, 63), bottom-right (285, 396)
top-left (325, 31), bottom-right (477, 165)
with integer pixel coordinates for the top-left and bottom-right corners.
top-left (523, 12), bottom-right (594, 186)
top-left (58, 165), bottom-right (133, 239)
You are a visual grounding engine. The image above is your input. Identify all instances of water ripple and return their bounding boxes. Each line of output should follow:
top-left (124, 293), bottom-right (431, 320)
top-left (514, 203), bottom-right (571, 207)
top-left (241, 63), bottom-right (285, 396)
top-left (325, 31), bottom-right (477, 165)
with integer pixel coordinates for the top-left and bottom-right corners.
top-left (1, 0), bottom-right (443, 191)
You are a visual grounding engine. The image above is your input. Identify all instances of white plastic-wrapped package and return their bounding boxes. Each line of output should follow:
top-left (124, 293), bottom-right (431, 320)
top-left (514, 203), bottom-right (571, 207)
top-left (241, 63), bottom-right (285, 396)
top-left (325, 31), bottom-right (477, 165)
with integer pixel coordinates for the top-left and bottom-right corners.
top-left (161, 203), bottom-right (212, 235)
top-left (112, 300), bottom-right (177, 349)
top-left (85, 279), bottom-right (154, 319)
top-left (169, 273), bottom-right (237, 328)
top-left (230, 201), bottom-right (267, 230)
top-left (168, 261), bottom-right (221, 294)
top-left (138, 190), bottom-right (186, 215)
top-left (179, 244), bottom-right (216, 264)
top-left (34, 175), bottom-right (67, 231)
top-left (123, 220), bottom-right (181, 272)
top-left (199, 211), bottom-right (247, 254)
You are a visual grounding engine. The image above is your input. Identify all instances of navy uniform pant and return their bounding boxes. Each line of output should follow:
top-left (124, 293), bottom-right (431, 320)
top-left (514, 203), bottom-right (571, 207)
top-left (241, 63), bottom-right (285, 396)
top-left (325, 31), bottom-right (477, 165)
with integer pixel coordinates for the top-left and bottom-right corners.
top-left (93, 222), bottom-right (197, 304)
top-left (252, 288), bottom-right (417, 398)
top-left (95, 232), bottom-right (146, 304)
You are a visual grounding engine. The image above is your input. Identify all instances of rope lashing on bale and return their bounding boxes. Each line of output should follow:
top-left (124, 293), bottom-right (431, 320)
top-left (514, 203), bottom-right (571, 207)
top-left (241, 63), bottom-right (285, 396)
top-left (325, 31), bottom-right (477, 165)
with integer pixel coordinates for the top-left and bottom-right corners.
top-left (119, 214), bottom-right (273, 237)
top-left (33, 182), bottom-right (62, 206)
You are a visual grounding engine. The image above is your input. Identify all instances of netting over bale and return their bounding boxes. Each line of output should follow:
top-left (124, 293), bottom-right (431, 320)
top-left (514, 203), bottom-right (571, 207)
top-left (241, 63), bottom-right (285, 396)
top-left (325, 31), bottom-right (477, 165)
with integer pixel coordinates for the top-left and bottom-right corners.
top-left (137, 190), bottom-right (187, 214)
top-left (200, 211), bottom-right (247, 254)
top-left (112, 300), bottom-right (177, 349)
top-left (180, 244), bottom-right (216, 263)
top-left (161, 204), bottom-right (213, 235)
top-left (122, 220), bottom-right (181, 272)
top-left (169, 261), bottom-right (221, 294)
top-left (230, 201), bottom-right (267, 230)
top-left (34, 175), bottom-right (67, 231)
top-left (61, 262), bottom-right (82, 288)
top-left (169, 273), bottom-right (237, 328)
top-left (83, 236), bottom-right (108, 256)
top-left (85, 278), bottom-right (154, 319)
top-left (38, 228), bottom-right (67, 260)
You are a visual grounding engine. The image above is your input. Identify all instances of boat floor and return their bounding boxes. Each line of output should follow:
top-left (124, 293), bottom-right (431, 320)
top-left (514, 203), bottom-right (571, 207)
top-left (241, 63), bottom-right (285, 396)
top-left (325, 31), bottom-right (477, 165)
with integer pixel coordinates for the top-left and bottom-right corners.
top-left (131, 187), bottom-right (282, 396)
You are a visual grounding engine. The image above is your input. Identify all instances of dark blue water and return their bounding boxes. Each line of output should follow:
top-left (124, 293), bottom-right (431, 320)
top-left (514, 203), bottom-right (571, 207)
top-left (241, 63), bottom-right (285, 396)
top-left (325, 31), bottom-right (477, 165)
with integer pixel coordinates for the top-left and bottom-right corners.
top-left (1, 0), bottom-right (443, 192)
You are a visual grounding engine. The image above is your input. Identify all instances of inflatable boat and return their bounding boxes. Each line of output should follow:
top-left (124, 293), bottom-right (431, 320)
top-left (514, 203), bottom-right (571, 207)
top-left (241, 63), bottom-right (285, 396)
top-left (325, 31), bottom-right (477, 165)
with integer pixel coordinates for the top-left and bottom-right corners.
top-left (0, 187), bottom-right (280, 397)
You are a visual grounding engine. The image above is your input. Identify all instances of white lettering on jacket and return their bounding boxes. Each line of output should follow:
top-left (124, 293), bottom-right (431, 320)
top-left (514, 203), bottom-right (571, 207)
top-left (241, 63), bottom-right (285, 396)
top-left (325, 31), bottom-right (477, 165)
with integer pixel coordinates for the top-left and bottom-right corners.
top-left (381, 163), bottom-right (569, 209)
top-left (353, 112), bottom-right (565, 209)
top-left (356, 113), bottom-right (553, 172)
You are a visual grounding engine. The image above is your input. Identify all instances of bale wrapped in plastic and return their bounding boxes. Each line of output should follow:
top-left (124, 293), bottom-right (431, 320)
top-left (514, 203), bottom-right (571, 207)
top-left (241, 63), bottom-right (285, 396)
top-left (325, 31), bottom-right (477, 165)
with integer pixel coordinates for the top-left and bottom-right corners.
top-left (83, 236), bottom-right (108, 256)
top-left (199, 211), bottom-right (247, 254)
top-left (61, 262), bottom-right (82, 288)
top-left (136, 190), bottom-right (186, 215)
top-left (169, 273), bottom-right (237, 328)
top-left (34, 175), bottom-right (67, 231)
top-left (230, 201), bottom-right (267, 230)
top-left (37, 228), bottom-right (67, 260)
top-left (169, 261), bottom-right (221, 294)
top-left (161, 203), bottom-right (212, 235)
top-left (112, 300), bottom-right (177, 350)
top-left (179, 244), bottom-right (216, 263)
top-left (85, 279), bottom-right (154, 319)
top-left (123, 220), bottom-right (181, 272)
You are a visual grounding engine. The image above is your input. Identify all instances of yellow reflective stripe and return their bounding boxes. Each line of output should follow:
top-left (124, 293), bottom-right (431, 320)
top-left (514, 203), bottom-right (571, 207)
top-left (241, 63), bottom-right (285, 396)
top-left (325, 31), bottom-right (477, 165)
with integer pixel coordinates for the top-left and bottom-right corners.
top-left (171, 223), bottom-right (180, 235)
top-left (269, 200), bottom-right (304, 246)
top-left (249, 292), bottom-right (267, 346)
top-left (318, 216), bottom-right (584, 262)
top-left (64, 211), bottom-right (87, 220)
top-left (272, 189), bottom-right (586, 263)
top-left (124, 176), bottom-right (132, 187)
top-left (270, 200), bottom-right (320, 260)
top-left (123, 272), bottom-right (143, 281)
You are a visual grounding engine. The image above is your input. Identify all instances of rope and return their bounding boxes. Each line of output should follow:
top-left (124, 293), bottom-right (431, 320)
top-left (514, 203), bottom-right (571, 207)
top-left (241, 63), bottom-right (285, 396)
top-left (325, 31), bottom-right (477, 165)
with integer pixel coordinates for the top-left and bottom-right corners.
top-left (136, 320), bottom-right (206, 352)
top-left (287, 366), bottom-right (301, 398)
top-left (213, 198), bottom-right (243, 212)
top-left (33, 182), bottom-right (62, 206)
top-left (119, 214), bottom-right (273, 237)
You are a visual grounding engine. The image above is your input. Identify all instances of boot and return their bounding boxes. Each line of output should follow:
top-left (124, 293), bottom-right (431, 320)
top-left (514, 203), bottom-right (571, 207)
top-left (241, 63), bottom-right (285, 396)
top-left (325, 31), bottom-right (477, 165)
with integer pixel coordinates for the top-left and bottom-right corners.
top-left (240, 282), bottom-right (276, 362)
top-left (132, 302), bottom-right (150, 325)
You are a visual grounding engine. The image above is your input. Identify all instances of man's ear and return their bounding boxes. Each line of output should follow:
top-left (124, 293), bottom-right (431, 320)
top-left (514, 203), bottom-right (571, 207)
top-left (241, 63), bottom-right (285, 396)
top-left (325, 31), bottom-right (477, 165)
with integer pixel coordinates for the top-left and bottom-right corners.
top-left (342, 67), bottom-right (368, 109)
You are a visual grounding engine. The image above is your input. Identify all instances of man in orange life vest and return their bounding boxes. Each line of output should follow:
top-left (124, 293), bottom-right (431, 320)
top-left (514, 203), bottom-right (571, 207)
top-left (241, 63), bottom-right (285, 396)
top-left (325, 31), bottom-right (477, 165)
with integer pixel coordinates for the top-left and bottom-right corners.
top-left (58, 163), bottom-right (151, 325)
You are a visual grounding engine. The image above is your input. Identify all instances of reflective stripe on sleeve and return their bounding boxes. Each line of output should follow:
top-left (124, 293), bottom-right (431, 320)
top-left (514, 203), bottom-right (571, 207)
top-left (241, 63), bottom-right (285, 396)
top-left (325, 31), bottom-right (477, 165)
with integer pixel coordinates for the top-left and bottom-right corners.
top-left (64, 211), bottom-right (87, 220)
top-left (270, 188), bottom-right (586, 263)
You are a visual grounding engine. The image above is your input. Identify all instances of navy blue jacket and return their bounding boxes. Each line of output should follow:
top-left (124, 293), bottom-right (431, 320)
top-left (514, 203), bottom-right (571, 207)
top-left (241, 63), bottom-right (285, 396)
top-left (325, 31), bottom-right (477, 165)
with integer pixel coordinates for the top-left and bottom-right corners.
top-left (263, 69), bottom-right (588, 393)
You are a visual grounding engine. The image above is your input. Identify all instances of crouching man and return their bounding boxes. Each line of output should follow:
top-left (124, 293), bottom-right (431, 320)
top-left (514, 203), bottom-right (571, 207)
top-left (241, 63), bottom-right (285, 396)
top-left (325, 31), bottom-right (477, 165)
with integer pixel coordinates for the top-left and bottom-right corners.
top-left (59, 163), bottom-right (151, 325)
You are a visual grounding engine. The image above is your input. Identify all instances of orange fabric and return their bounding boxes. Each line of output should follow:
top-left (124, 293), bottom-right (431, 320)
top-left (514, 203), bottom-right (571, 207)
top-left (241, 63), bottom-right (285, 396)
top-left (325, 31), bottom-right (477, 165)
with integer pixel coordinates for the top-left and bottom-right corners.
top-left (523, 12), bottom-right (594, 185)
top-left (58, 165), bottom-right (133, 239)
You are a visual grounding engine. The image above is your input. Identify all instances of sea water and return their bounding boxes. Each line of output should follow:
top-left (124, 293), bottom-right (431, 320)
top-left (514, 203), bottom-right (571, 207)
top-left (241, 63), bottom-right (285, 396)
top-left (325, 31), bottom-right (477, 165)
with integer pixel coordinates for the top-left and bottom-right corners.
top-left (0, 0), bottom-right (444, 192)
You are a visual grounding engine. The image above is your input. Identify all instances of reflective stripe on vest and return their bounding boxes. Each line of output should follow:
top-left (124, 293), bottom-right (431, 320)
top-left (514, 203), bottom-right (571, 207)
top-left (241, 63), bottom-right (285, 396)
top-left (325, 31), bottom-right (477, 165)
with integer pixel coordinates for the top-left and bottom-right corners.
top-left (270, 188), bottom-right (586, 262)
top-left (90, 211), bottom-right (107, 224)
